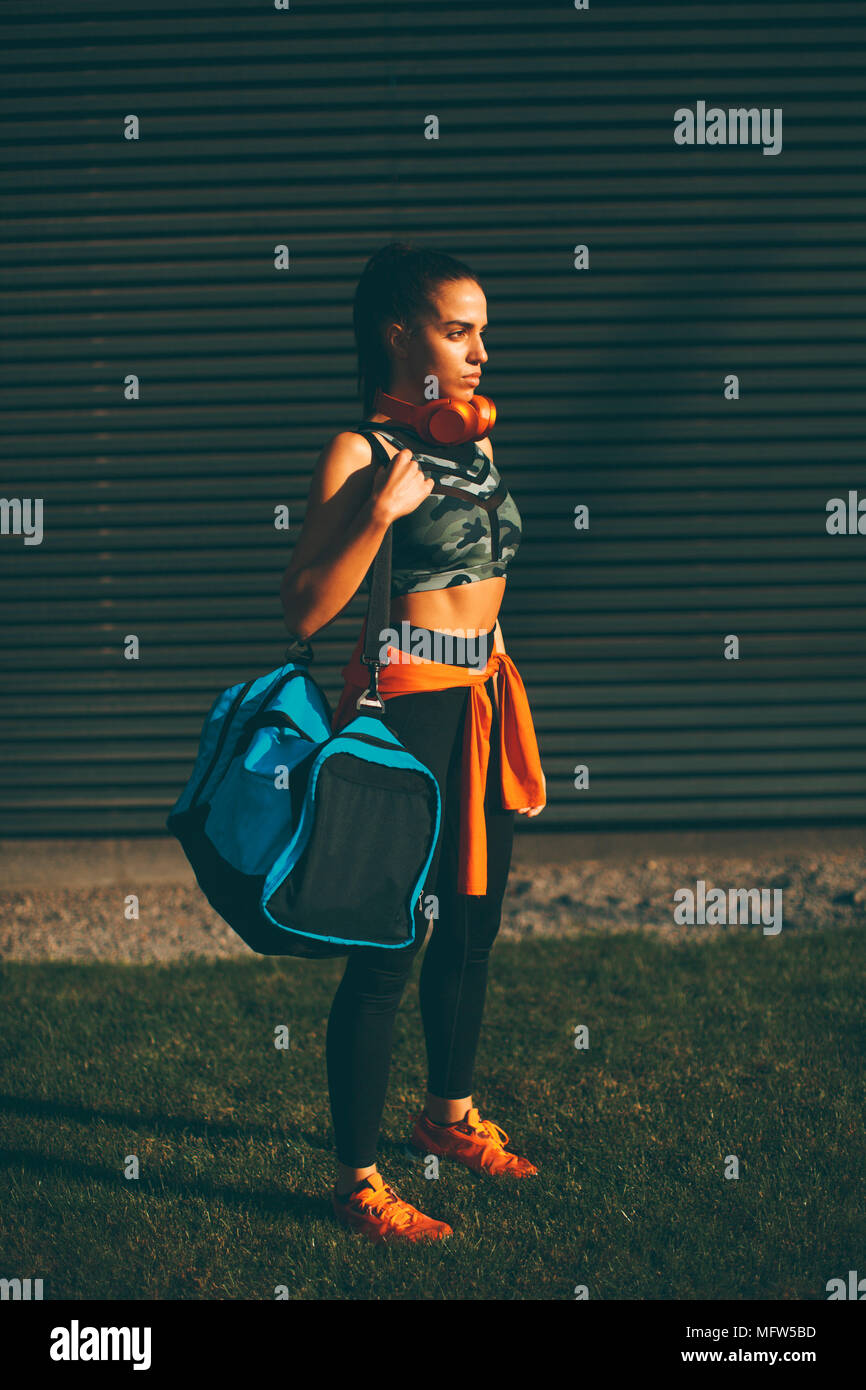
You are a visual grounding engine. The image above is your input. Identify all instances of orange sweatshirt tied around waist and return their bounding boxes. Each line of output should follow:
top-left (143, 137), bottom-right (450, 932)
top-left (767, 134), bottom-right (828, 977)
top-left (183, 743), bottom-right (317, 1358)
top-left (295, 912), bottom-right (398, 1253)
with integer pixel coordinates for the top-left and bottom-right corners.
top-left (330, 620), bottom-right (546, 896)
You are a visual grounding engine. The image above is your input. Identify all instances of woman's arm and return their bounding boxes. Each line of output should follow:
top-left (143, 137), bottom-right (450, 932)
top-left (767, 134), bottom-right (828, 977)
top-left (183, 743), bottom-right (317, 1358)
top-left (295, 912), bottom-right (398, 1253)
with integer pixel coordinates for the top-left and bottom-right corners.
top-left (280, 432), bottom-right (388, 641)
top-left (281, 431), bottom-right (434, 641)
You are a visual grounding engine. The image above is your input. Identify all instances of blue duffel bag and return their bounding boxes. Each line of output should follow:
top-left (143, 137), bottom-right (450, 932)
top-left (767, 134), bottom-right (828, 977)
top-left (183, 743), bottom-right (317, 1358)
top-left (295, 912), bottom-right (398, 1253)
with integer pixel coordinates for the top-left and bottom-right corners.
top-left (165, 525), bottom-right (442, 959)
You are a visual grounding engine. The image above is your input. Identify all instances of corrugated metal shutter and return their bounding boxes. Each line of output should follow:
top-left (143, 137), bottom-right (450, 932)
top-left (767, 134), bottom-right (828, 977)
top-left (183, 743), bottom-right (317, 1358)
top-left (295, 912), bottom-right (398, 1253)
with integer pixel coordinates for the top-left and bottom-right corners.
top-left (2, 0), bottom-right (865, 835)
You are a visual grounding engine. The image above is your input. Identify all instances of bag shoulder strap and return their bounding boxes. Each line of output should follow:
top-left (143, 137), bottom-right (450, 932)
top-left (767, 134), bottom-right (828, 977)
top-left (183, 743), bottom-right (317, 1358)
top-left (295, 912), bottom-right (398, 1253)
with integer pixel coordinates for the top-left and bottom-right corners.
top-left (344, 427), bottom-right (393, 699)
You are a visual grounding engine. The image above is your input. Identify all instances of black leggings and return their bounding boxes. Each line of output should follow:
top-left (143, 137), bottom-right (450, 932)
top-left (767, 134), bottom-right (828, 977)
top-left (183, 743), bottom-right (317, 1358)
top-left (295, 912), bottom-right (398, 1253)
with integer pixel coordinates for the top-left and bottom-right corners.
top-left (325, 638), bottom-right (515, 1168)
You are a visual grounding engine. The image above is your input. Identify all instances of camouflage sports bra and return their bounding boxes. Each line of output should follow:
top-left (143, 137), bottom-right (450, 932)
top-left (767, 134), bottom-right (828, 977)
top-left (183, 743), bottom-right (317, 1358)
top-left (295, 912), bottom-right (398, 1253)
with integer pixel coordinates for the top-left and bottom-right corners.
top-left (353, 421), bottom-right (522, 596)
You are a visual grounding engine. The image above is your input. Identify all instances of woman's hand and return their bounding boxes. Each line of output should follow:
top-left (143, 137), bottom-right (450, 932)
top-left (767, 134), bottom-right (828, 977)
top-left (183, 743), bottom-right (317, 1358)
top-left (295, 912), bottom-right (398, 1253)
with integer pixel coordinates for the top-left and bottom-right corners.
top-left (516, 770), bottom-right (546, 817)
top-left (370, 447), bottom-right (435, 526)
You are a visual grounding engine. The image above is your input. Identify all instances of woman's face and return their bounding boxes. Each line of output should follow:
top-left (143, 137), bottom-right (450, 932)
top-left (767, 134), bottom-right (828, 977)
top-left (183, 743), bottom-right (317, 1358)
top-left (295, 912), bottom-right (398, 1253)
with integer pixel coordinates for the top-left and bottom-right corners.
top-left (385, 277), bottom-right (489, 404)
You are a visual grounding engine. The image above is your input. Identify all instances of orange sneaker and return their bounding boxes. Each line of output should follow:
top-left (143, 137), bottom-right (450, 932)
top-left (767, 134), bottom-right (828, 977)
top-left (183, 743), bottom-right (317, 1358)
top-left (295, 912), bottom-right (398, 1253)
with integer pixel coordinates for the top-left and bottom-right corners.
top-left (408, 1107), bottom-right (538, 1177)
top-left (331, 1172), bottom-right (453, 1244)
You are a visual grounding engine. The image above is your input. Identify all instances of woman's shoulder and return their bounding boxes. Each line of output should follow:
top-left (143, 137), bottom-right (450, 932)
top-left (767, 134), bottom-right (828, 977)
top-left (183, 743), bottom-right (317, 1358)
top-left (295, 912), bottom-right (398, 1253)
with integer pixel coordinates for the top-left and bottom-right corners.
top-left (311, 427), bottom-right (383, 485)
top-left (324, 420), bottom-right (387, 452)
top-left (330, 419), bottom-right (397, 451)
top-left (339, 419), bottom-right (411, 464)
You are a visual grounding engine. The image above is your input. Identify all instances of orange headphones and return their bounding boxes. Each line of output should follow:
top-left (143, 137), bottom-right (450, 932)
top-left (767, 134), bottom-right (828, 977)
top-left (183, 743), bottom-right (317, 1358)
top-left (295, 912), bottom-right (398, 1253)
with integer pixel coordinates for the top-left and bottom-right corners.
top-left (373, 388), bottom-right (496, 445)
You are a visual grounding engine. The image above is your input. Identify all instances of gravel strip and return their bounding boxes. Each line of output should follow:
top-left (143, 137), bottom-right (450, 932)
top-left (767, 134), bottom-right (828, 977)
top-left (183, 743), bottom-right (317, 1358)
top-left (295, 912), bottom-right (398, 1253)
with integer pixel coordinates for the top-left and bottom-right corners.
top-left (1, 850), bottom-right (864, 962)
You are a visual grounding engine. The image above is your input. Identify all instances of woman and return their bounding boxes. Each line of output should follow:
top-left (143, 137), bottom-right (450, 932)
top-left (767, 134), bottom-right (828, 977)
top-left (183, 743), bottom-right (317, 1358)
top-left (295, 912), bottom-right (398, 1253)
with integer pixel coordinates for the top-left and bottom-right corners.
top-left (280, 241), bottom-right (547, 1244)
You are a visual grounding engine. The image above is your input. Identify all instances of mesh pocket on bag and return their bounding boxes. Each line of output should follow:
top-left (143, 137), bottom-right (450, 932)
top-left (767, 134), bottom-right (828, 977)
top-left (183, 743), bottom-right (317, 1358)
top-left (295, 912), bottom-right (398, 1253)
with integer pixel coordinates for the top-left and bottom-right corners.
top-left (268, 752), bottom-right (437, 946)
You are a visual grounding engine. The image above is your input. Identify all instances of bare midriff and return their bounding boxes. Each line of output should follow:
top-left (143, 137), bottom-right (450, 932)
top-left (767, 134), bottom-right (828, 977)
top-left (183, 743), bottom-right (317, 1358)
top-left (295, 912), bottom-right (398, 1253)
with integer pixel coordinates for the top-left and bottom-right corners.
top-left (390, 579), bottom-right (505, 641)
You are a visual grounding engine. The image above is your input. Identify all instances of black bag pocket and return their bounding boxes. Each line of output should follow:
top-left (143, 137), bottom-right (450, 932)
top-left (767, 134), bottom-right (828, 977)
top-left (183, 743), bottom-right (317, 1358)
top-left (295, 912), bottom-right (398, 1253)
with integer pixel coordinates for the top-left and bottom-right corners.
top-left (267, 752), bottom-right (437, 946)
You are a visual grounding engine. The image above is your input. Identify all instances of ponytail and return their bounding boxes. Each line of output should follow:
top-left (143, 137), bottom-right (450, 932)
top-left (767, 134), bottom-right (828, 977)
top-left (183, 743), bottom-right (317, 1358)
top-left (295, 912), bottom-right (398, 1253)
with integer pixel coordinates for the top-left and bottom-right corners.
top-left (352, 240), bottom-right (479, 417)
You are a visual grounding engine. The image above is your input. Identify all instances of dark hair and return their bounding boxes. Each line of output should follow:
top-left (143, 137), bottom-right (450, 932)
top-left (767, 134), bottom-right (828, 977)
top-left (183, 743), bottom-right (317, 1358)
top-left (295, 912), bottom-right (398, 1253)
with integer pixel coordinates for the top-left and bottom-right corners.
top-left (353, 240), bottom-right (480, 417)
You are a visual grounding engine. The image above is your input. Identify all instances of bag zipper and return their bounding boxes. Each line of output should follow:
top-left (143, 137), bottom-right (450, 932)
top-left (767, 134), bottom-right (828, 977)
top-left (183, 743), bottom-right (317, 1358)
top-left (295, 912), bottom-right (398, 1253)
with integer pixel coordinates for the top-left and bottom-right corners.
top-left (188, 679), bottom-right (256, 810)
top-left (233, 704), bottom-right (310, 758)
top-left (188, 668), bottom-right (311, 810)
top-left (331, 728), bottom-right (415, 754)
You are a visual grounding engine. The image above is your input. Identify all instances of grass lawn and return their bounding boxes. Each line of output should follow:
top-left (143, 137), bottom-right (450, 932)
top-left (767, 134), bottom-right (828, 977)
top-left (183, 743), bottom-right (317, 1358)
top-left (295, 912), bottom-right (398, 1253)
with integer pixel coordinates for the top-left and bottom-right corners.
top-left (1, 926), bottom-right (862, 1300)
